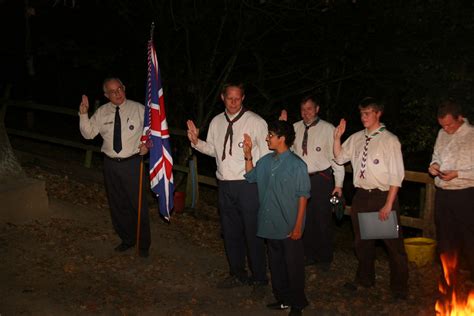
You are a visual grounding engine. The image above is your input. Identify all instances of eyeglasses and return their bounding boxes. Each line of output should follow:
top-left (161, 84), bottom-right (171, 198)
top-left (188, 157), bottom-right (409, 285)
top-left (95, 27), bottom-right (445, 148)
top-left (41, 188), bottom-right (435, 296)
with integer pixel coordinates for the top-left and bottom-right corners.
top-left (267, 133), bottom-right (278, 138)
top-left (107, 86), bottom-right (125, 96)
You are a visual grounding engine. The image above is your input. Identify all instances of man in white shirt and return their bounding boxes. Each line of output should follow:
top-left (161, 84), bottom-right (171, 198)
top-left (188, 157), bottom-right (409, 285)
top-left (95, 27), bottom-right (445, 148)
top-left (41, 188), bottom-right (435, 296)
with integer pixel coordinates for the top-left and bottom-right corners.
top-left (428, 99), bottom-right (474, 279)
top-left (79, 78), bottom-right (150, 258)
top-left (281, 96), bottom-right (344, 270)
top-left (333, 97), bottom-right (408, 300)
top-left (187, 83), bottom-right (270, 290)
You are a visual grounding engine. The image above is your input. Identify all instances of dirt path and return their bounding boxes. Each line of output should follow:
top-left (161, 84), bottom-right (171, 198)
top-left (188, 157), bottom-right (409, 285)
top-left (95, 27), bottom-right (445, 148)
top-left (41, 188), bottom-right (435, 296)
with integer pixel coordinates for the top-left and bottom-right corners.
top-left (0, 144), bottom-right (455, 315)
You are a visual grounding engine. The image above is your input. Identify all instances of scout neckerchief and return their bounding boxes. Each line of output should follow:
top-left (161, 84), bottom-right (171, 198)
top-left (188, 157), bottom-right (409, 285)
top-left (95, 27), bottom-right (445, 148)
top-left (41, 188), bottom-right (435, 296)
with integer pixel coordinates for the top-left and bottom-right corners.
top-left (222, 107), bottom-right (248, 161)
top-left (359, 124), bottom-right (386, 179)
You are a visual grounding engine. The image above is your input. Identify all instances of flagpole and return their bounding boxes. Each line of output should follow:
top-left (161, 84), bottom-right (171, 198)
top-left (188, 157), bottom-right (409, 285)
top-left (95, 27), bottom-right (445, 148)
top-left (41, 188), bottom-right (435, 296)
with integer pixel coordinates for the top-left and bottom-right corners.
top-left (135, 22), bottom-right (155, 255)
top-left (136, 157), bottom-right (144, 255)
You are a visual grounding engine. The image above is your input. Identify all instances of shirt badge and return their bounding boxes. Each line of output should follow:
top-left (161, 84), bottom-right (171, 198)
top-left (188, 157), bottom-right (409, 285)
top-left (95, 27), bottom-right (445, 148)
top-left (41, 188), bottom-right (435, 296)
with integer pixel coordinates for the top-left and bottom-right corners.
top-left (129, 125), bottom-right (134, 130)
top-left (373, 159), bottom-right (379, 164)
top-left (238, 142), bottom-right (244, 148)
top-left (316, 146), bottom-right (321, 152)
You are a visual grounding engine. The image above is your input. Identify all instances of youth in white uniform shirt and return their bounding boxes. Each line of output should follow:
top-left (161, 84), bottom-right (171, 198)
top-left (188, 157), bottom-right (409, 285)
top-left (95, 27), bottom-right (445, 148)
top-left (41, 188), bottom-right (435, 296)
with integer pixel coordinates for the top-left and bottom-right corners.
top-left (333, 97), bottom-right (408, 299)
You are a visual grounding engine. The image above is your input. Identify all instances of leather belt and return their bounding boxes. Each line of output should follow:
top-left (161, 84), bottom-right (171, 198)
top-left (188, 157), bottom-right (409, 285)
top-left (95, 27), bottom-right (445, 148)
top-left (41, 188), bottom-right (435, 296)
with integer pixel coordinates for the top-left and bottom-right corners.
top-left (308, 167), bottom-right (332, 177)
top-left (105, 153), bottom-right (140, 162)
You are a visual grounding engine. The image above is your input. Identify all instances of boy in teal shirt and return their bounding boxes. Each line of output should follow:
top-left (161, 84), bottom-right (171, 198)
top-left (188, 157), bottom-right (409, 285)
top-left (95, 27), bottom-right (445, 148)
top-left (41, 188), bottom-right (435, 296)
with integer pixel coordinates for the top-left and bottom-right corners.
top-left (243, 120), bottom-right (311, 316)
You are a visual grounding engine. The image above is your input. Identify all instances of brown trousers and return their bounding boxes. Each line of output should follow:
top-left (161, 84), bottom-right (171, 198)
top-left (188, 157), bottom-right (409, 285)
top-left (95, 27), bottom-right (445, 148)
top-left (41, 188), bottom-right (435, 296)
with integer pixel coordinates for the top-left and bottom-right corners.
top-left (350, 188), bottom-right (408, 293)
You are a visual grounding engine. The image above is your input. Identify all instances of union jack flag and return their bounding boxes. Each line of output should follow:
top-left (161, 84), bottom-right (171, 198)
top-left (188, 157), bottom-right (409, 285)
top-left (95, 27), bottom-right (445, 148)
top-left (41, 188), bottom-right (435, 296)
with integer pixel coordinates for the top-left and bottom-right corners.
top-left (141, 38), bottom-right (174, 221)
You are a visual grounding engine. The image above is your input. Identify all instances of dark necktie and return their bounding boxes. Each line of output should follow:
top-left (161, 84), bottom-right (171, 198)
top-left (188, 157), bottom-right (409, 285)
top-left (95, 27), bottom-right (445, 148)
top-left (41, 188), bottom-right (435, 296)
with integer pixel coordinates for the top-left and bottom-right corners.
top-left (302, 118), bottom-right (319, 156)
top-left (113, 106), bottom-right (122, 153)
top-left (222, 107), bottom-right (247, 161)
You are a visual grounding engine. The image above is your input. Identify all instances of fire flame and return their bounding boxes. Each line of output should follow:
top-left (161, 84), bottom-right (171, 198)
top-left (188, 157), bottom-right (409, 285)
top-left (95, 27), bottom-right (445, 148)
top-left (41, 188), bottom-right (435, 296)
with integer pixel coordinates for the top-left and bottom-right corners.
top-left (435, 252), bottom-right (474, 315)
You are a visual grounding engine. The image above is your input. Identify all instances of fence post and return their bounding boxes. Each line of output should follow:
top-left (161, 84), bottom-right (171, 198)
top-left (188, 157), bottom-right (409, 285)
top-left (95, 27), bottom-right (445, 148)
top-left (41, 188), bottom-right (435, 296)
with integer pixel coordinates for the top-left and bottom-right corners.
top-left (185, 154), bottom-right (199, 210)
top-left (423, 183), bottom-right (436, 238)
top-left (83, 99), bottom-right (100, 168)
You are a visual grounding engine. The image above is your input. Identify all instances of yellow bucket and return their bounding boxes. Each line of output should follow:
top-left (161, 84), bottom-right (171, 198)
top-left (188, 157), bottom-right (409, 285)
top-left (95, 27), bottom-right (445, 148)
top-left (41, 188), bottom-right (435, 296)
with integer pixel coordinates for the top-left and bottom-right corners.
top-left (404, 237), bottom-right (437, 267)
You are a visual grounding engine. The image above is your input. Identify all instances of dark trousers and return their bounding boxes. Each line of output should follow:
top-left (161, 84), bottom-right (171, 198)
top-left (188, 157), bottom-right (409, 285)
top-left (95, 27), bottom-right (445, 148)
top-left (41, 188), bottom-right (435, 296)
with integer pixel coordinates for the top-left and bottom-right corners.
top-left (267, 238), bottom-right (308, 309)
top-left (435, 187), bottom-right (474, 276)
top-left (218, 180), bottom-right (267, 283)
top-left (103, 155), bottom-right (150, 250)
top-left (303, 168), bottom-right (334, 263)
top-left (350, 189), bottom-right (408, 293)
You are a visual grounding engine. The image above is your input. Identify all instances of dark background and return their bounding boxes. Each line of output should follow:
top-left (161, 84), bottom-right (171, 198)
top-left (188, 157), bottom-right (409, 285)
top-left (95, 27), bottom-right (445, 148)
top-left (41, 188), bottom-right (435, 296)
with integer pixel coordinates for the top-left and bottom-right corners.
top-left (2, 0), bottom-right (474, 170)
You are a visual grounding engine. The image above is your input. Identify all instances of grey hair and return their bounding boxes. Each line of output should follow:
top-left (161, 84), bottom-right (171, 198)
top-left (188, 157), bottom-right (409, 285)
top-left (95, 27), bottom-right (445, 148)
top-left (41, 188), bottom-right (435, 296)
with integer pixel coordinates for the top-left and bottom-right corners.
top-left (102, 77), bottom-right (125, 93)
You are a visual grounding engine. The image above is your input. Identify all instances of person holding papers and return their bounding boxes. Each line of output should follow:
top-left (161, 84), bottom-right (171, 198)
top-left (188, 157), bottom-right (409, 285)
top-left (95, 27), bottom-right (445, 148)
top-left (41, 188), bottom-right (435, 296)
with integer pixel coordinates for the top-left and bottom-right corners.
top-left (333, 97), bottom-right (408, 300)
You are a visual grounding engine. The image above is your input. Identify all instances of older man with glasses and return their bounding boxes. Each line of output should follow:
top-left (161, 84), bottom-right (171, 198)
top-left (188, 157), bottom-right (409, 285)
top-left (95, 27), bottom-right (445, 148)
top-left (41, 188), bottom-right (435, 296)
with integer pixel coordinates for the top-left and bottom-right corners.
top-left (79, 77), bottom-right (151, 258)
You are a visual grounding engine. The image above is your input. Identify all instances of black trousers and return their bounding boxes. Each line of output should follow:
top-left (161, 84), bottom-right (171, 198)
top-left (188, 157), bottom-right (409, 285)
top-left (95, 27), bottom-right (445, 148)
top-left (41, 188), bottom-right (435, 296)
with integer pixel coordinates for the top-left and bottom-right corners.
top-left (303, 168), bottom-right (334, 263)
top-left (267, 238), bottom-right (308, 309)
top-left (435, 187), bottom-right (474, 276)
top-left (103, 155), bottom-right (150, 250)
top-left (218, 180), bottom-right (267, 283)
top-left (350, 189), bottom-right (408, 293)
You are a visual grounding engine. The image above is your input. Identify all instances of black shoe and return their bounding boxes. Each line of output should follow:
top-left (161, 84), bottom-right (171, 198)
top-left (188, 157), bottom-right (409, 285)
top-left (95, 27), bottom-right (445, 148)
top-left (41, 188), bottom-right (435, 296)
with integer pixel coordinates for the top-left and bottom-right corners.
top-left (266, 301), bottom-right (290, 310)
top-left (114, 243), bottom-right (134, 252)
top-left (139, 249), bottom-right (149, 258)
top-left (304, 258), bottom-right (317, 266)
top-left (315, 261), bottom-right (331, 272)
top-left (392, 291), bottom-right (408, 301)
top-left (343, 281), bottom-right (372, 292)
top-left (288, 307), bottom-right (303, 316)
top-left (216, 276), bottom-right (248, 289)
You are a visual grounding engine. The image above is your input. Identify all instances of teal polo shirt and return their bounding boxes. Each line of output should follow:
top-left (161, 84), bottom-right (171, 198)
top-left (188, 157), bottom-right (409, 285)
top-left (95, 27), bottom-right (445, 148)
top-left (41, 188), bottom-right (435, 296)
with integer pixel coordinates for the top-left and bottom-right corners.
top-left (244, 150), bottom-right (311, 240)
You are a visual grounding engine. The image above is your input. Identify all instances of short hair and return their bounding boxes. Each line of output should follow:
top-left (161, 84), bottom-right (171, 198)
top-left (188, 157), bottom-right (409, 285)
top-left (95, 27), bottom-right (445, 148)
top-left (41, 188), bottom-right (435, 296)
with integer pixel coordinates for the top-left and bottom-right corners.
top-left (437, 98), bottom-right (463, 118)
top-left (358, 97), bottom-right (384, 113)
top-left (268, 120), bottom-right (296, 147)
top-left (103, 77), bottom-right (125, 93)
top-left (300, 95), bottom-right (321, 107)
top-left (221, 82), bottom-right (245, 96)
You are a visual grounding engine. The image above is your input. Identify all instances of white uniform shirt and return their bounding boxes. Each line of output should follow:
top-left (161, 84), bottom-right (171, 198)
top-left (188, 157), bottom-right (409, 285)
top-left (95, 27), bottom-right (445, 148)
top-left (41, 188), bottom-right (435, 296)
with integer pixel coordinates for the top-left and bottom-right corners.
top-left (79, 99), bottom-right (144, 158)
top-left (335, 128), bottom-right (404, 191)
top-left (292, 119), bottom-right (345, 187)
top-left (430, 119), bottom-right (474, 189)
top-left (192, 109), bottom-right (270, 181)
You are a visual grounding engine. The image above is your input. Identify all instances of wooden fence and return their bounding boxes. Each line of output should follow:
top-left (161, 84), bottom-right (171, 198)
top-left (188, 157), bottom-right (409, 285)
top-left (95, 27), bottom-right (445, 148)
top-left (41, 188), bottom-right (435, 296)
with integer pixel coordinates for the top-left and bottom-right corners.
top-left (5, 100), bottom-right (435, 237)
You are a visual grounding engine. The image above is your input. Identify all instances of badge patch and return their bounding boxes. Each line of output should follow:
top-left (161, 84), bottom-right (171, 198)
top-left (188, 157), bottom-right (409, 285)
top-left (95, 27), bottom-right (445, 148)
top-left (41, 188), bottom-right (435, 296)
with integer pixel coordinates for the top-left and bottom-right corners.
top-left (238, 142), bottom-right (244, 148)
top-left (373, 159), bottom-right (379, 165)
top-left (129, 125), bottom-right (134, 130)
top-left (316, 147), bottom-right (321, 152)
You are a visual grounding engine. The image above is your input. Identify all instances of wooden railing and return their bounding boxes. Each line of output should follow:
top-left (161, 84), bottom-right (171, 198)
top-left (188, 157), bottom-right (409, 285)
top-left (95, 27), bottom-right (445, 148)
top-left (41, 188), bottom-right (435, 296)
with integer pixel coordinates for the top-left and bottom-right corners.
top-left (5, 100), bottom-right (435, 237)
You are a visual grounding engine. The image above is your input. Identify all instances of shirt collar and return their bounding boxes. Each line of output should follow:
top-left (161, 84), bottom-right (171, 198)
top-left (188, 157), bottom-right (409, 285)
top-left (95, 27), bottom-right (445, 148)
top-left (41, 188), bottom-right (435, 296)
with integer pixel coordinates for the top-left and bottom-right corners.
top-left (273, 149), bottom-right (291, 160)
top-left (364, 123), bottom-right (386, 137)
top-left (111, 100), bottom-right (126, 108)
top-left (225, 107), bottom-right (243, 120)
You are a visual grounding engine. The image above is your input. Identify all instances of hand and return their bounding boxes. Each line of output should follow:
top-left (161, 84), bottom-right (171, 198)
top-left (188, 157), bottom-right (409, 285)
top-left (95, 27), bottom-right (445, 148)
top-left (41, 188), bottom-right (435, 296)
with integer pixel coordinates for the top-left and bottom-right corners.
top-left (428, 163), bottom-right (442, 176)
top-left (378, 204), bottom-right (392, 221)
top-left (288, 227), bottom-right (303, 240)
top-left (332, 186), bottom-right (342, 197)
top-left (439, 170), bottom-right (458, 182)
top-left (334, 118), bottom-right (346, 140)
top-left (279, 109), bottom-right (288, 121)
top-left (243, 133), bottom-right (253, 159)
top-left (79, 95), bottom-right (89, 114)
top-left (138, 143), bottom-right (148, 156)
top-left (186, 120), bottom-right (199, 145)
